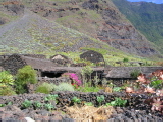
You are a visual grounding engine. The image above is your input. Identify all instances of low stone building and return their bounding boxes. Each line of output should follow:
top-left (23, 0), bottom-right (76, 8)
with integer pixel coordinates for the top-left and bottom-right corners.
top-left (80, 50), bottom-right (105, 65)
top-left (2, 54), bottom-right (104, 83)
top-left (103, 66), bottom-right (163, 86)
top-left (3, 54), bottom-right (56, 75)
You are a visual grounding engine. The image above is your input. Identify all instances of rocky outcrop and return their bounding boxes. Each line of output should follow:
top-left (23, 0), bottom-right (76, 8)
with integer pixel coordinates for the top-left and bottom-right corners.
top-left (2, 1), bottom-right (24, 15)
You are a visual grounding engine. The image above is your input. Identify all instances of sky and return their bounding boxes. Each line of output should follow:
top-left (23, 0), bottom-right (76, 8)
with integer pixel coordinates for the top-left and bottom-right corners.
top-left (127, 0), bottom-right (163, 4)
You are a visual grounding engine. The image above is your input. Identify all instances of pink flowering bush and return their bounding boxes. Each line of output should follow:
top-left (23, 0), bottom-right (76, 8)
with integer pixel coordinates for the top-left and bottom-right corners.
top-left (62, 73), bottom-right (82, 86)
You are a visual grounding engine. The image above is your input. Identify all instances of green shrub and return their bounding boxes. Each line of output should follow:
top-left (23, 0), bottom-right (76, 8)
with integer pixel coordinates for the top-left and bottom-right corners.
top-left (1, 86), bottom-right (16, 96)
top-left (71, 96), bottom-right (81, 104)
top-left (84, 102), bottom-right (93, 106)
top-left (0, 71), bottom-right (14, 86)
top-left (44, 103), bottom-right (54, 111)
top-left (35, 82), bottom-right (54, 94)
top-left (76, 86), bottom-right (100, 92)
top-left (123, 57), bottom-right (129, 63)
top-left (15, 65), bottom-right (37, 94)
top-left (33, 101), bottom-right (42, 110)
top-left (0, 71), bottom-right (15, 96)
top-left (130, 70), bottom-right (140, 78)
top-left (56, 83), bottom-right (74, 92)
top-left (105, 97), bottom-right (127, 107)
top-left (21, 100), bottom-right (32, 109)
top-left (97, 95), bottom-right (105, 106)
top-left (35, 85), bottom-right (50, 94)
top-left (113, 87), bottom-right (122, 92)
top-left (51, 84), bottom-right (58, 91)
top-left (44, 94), bottom-right (58, 101)
top-left (81, 66), bottom-right (93, 86)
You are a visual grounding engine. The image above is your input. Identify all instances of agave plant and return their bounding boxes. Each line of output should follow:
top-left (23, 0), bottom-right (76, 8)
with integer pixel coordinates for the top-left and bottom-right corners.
top-left (151, 69), bottom-right (163, 80)
top-left (156, 89), bottom-right (163, 97)
top-left (136, 73), bottom-right (150, 84)
top-left (144, 86), bottom-right (155, 93)
top-left (125, 87), bottom-right (134, 93)
top-left (151, 98), bottom-right (163, 112)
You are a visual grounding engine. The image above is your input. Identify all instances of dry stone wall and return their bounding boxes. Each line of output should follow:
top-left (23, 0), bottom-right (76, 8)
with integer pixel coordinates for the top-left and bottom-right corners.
top-left (2, 92), bottom-right (154, 109)
top-left (2, 92), bottom-right (162, 121)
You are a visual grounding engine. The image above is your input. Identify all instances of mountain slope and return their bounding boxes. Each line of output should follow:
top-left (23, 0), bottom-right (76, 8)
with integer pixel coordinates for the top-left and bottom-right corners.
top-left (0, 0), bottom-right (162, 58)
top-left (22, 0), bottom-right (161, 57)
top-left (0, 8), bottom-right (117, 54)
top-left (112, 0), bottom-right (163, 53)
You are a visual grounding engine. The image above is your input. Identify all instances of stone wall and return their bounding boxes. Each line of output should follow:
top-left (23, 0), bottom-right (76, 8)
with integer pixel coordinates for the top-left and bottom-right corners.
top-left (2, 92), bottom-right (162, 121)
top-left (2, 92), bottom-right (154, 109)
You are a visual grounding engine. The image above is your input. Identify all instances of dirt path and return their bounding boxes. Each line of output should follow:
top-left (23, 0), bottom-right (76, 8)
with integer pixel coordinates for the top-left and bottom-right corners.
top-left (0, 9), bottom-right (30, 37)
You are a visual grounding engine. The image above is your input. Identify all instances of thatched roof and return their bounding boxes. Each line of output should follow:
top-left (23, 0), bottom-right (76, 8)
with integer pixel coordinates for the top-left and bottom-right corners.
top-left (21, 54), bottom-right (46, 59)
top-left (22, 56), bottom-right (56, 70)
top-left (80, 50), bottom-right (104, 64)
top-left (104, 67), bottom-right (163, 79)
top-left (41, 67), bottom-right (104, 73)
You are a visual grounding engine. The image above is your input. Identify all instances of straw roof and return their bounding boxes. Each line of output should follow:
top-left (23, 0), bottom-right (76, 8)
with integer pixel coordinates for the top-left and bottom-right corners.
top-left (104, 67), bottom-right (163, 79)
top-left (22, 56), bottom-right (57, 70)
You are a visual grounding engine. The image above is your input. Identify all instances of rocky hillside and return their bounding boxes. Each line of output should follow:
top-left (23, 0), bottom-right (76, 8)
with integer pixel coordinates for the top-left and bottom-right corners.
top-left (112, 0), bottom-right (163, 53)
top-left (0, 0), bottom-right (162, 58)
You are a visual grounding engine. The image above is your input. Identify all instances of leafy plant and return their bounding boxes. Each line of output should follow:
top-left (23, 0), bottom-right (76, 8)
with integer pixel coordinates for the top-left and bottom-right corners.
top-left (150, 80), bottom-right (163, 89)
top-left (105, 97), bottom-right (127, 107)
top-left (0, 71), bottom-right (14, 86)
top-left (6, 101), bottom-right (13, 106)
top-left (76, 84), bottom-right (101, 92)
top-left (150, 75), bottom-right (163, 89)
top-left (44, 103), bottom-right (54, 111)
top-left (84, 102), bottom-right (93, 106)
top-left (0, 104), bottom-right (6, 107)
top-left (113, 87), bottom-right (122, 92)
top-left (44, 94), bottom-right (58, 101)
top-left (0, 71), bottom-right (16, 96)
top-left (21, 100), bottom-right (32, 109)
top-left (33, 101), bottom-right (42, 109)
top-left (71, 97), bottom-right (81, 104)
top-left (96, 95), bottom-right (105, 106)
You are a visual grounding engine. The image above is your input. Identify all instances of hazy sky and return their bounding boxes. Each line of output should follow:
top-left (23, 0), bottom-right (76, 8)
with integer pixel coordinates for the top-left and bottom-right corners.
top-left (127, 0), bottom-right (163, 4)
